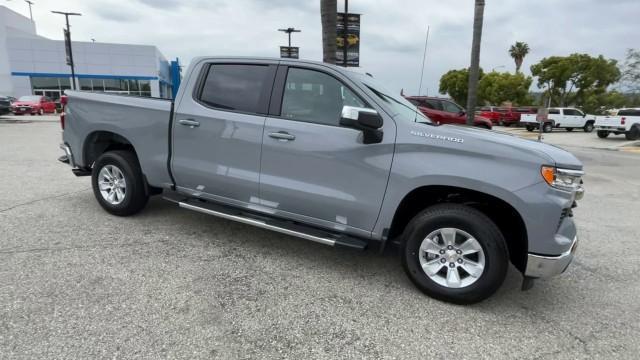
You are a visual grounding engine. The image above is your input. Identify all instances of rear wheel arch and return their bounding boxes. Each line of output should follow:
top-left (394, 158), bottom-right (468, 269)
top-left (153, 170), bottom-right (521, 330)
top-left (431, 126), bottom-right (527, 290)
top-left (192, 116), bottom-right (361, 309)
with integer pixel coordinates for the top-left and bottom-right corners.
top-left (387, 185), bottom-right (528, 272)
top-left (83, 130), bottom-right (137, 167)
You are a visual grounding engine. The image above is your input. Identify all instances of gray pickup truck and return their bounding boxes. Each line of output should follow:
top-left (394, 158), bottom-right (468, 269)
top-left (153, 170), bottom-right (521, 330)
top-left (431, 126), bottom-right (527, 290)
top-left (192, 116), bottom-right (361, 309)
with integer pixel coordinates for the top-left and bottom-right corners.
top-left (59, 57), bottom-right (584, 304)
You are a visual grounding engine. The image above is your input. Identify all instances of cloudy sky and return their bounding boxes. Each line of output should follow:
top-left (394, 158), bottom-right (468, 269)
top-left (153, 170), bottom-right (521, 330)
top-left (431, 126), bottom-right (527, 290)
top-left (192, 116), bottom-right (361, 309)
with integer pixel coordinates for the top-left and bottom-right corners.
top-left (3, 0), bottom-right (638, 96)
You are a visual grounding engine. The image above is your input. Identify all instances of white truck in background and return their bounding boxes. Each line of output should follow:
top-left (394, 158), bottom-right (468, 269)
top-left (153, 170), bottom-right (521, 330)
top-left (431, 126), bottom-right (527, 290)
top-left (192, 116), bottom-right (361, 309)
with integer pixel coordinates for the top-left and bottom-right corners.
top-left (594, 108), bottom-right (640, 140)
top-left (521, 107), bottom-right (596, 133)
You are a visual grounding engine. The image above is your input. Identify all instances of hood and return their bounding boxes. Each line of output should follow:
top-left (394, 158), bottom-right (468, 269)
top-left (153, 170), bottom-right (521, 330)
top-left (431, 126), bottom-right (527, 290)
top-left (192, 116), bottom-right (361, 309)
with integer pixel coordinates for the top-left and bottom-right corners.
top-left (438, 124), bottom-right (583, 169)
top-left (12, 101), bottom-right (37, 106)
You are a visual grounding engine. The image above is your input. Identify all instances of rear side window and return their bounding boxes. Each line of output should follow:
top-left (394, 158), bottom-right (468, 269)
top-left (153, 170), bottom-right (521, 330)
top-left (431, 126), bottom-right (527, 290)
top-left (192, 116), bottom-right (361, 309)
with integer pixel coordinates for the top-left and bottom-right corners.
top-left (424, 99), bottom-right (441, 110)
top-left (618, 109), bottom-right (640, 116)
top-left (199, 64), bottom-right (272, 114)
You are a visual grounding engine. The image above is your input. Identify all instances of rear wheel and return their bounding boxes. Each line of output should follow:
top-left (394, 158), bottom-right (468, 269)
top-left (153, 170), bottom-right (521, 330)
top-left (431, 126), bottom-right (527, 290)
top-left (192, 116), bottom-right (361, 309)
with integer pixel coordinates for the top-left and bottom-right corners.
top-left (583, 122), bottom-right (594, 133)
top-left (525, 125), bottom-right (534, 132)
top-left (401, 204), bottom-right (508, 304)
top-left (626, 126), bottom-right (640, 140)
top-left (91, 150), bottom-right (149, 216)
top-left (597, 130), bottom-right (610, 138)
top-left (543, 123), bottom-right (553, 133)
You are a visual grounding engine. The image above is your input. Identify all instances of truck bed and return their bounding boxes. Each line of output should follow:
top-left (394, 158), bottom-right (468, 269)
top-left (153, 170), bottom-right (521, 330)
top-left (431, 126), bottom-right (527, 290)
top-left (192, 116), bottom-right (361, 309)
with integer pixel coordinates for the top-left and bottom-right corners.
top-left (62, 91), bottom-right (174, 188)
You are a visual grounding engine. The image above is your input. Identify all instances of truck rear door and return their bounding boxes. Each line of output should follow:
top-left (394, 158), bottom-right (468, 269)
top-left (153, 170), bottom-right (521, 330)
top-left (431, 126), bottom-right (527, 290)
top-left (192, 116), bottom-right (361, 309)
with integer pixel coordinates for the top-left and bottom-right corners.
top-left (171, 61), bottom-right (277, 205)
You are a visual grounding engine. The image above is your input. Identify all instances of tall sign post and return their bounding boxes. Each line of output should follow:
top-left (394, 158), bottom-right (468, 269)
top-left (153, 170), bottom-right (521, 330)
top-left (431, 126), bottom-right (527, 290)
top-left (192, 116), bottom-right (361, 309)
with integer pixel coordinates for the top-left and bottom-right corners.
top-left (278, 27), bottom-right (301, 59)
top-left (52, 11), bottom-right (82, 90)
top-left (336, 12), bottom-right (360, 66)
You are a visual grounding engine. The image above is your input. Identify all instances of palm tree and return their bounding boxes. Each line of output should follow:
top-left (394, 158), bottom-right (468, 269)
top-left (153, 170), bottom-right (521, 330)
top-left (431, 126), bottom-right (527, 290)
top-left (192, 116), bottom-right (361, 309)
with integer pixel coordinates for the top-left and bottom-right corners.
top-left (465, 0), bottom-right (485, 125)
top-left (509, 41), bottom-right (530, 73)
top-left (320, 0), bottom-right (337, 64)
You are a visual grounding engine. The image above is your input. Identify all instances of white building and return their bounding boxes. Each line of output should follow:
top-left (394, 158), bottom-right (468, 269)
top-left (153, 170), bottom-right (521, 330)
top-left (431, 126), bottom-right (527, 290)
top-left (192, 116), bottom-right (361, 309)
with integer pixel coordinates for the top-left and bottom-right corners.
top-left (0, 5), bottom-right (175, 100)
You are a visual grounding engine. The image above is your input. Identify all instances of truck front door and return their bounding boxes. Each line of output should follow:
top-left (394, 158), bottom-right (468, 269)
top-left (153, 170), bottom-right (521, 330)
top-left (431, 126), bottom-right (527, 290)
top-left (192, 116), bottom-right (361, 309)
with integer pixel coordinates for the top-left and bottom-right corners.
top-left (258, 65), bottom-right (395, 235)
top-left (171, 61), bottom-right (277, 206)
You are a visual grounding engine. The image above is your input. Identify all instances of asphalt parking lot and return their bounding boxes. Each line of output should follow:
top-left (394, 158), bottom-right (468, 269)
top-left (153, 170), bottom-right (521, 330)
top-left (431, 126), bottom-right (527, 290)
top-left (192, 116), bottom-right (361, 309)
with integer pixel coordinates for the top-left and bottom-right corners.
top-left (1, 118), bottom-right (640, 359)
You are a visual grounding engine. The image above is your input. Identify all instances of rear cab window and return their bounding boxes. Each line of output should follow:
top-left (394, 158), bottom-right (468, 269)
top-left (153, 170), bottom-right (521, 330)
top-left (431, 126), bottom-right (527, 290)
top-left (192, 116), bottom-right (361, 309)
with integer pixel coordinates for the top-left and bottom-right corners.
top-left (197, 63), bottom-right (275, 114)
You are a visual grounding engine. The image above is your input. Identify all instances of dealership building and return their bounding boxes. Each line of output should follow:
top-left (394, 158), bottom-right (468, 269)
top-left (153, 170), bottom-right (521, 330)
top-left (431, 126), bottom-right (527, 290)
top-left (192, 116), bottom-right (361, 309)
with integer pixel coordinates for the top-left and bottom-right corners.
top-left (0, 5), bottom-right (178, 100)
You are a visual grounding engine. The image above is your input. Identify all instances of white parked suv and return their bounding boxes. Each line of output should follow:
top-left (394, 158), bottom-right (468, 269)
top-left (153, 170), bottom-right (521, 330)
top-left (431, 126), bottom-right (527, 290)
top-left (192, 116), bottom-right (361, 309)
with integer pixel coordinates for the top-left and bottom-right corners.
top-left (521, 107), bottom-right (596, 133)
top-left (594, 108), bottom-right (640, 140)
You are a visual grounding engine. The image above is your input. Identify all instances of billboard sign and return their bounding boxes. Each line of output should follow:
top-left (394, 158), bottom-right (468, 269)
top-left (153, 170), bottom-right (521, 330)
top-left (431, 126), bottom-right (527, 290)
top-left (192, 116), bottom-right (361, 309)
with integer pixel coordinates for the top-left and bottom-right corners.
top-left (336, 12), bottom-right (360, 67)
top-left (280, 46), bottom-right (299, 59)
top-left (63, 28), bottom-right (73, 66)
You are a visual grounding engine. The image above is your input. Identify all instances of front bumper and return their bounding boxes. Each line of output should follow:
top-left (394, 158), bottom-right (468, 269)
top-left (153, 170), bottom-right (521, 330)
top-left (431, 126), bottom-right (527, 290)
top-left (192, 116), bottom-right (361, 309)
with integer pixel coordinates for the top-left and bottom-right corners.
top-left (525, 235), bottom-right (578, 278)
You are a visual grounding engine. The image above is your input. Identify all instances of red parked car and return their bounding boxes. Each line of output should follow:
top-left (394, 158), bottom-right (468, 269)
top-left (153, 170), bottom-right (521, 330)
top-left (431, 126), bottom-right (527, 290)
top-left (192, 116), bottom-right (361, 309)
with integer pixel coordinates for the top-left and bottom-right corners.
top-left (405, 96), bottom-right (493, 129)
top-left (476, 106), bottom-right (503, 124)
top-left (10, 95), bottom-right (57, 115)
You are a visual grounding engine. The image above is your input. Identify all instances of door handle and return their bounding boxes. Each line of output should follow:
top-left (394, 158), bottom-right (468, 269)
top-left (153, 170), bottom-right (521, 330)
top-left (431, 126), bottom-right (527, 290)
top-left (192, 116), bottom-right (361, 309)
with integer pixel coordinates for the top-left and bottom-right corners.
top-left (178, 119), bottom-right (200, 128)
top-left (268, 131), bottom-right (296, 141)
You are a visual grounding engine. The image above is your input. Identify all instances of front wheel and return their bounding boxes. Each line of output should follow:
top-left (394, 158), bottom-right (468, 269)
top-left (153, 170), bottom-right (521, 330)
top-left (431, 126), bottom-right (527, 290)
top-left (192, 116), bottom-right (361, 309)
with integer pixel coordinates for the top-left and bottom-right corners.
top-left (597, 130), bottom-right (609, 138)
top-left (401, 204), bottom-right (508, 304)
top-left (525, 125), bottom-right (534, 132)
top-left (583, 122), bottom-right (594, 133)
top-left (91, 150), bottom-right (149, 216)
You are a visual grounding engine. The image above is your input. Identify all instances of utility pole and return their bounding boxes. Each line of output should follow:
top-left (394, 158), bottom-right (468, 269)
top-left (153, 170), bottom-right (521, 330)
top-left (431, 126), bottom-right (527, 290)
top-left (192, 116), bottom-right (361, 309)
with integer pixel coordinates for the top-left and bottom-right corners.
top-left (51, 11), bottom-right (82, 90)
top-left (278, 27), bottom-right (301, 58)
top-left (24, 0), bottom-right (34, 21)
top-left (342, 0), bottom-right (348, 67)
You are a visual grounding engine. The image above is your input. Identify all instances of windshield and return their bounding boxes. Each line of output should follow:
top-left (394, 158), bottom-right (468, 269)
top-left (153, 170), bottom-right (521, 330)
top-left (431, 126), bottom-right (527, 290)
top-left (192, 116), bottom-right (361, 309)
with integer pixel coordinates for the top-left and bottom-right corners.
top-left (18, 96), bottom-right (40, 102)
top-left (351, 73), bottom-right (432, 124)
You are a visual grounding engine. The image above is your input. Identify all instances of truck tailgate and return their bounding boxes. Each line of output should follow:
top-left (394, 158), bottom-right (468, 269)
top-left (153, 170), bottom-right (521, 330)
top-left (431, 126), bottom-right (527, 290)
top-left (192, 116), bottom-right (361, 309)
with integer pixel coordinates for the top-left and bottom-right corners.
top-left (595, 116), bottom-right (623, 127)
top-left (62, 91), bottom-right (174, 188)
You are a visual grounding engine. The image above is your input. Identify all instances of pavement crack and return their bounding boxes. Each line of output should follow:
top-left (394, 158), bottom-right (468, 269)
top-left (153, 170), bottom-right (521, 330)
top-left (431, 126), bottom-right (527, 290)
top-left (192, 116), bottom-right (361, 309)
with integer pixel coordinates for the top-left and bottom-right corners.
top-left (0, 188), bottom-right (91, 213)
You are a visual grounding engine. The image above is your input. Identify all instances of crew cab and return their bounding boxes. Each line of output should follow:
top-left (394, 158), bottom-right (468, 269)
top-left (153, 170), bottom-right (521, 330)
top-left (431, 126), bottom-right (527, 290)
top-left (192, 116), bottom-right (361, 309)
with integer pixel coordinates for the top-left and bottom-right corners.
top-left (405, 96), bottom-right (493, 129)
top-left (594, 108), bottom-right (640, 140)
top-left (59, 57), bottom-right (584, 304)
top-left (521, 107), bottom-right (595, 133)
top-left (10, 95), bottom-right (57, 115)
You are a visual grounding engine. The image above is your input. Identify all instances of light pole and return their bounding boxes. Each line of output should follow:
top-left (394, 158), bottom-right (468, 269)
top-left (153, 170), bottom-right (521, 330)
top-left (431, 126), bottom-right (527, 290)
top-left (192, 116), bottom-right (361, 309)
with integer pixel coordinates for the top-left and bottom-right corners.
top-left (24, 0), bottom-right (34, 21)
top-left (51, 11), bottom-right (82, 90)
top-left (277, 27), bottom-right (301, 59)
top-left (278, 27), bottom-right (301, 47)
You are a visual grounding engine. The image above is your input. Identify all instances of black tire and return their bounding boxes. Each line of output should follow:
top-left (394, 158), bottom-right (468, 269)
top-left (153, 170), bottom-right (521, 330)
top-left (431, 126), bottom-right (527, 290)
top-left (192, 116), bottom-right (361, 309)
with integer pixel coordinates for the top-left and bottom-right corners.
top-left (498, 120), bottom-right (505, 126)
top-left (625, 126), bottom-right (640, 141)
top-left (566, 128), bottom-right (574, 132)
top-left (583, 122), bottom-right (594, 133)
top-left (543, 123), bottom-right (553, 133)
top-left (91, 150), bottom-right (149, 216)
top-left (525, 125), bottom-right (534, 132)
top-left (597, 130), bottom-right (609, 139)
top-left (401, 204), bottom-right (508, 304)
top-left (38, 108), bottom-right (44, 115)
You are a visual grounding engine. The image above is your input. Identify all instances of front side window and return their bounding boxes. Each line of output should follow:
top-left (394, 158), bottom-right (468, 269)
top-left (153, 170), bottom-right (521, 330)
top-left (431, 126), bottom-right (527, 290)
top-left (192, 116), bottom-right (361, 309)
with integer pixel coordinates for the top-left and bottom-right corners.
top-left (442, 100), bottom-right (462, 113)
top-left (281, 68), bottom-right (366, 126)
top-left (549, 109), bottom-right (560, 115)
top-left (199, 64), bottom-right (271, 114)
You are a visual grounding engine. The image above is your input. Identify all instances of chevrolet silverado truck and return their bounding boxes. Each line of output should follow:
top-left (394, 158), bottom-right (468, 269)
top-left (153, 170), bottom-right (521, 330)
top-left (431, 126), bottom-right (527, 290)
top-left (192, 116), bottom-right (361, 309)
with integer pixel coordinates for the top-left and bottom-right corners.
top-left (59, 57), bottom-right (584, 304)
top-left (521, 107), bottom-right (595, 133)
top-left (594, 108), bottom-right (640, 140)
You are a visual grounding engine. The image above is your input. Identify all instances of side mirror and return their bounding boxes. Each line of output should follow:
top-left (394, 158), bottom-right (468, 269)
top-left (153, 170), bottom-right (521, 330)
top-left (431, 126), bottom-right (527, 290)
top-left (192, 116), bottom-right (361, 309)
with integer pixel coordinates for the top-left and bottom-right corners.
top-left (458, 110), bottom-right (466, 116)
top-left (340, 106), bottom-right (383, 144)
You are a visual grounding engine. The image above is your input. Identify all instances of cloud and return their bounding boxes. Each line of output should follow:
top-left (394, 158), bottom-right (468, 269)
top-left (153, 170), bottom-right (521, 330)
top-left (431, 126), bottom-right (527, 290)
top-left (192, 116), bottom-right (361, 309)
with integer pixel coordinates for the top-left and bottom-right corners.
top-left (4, 0), bottom-right (636, 98)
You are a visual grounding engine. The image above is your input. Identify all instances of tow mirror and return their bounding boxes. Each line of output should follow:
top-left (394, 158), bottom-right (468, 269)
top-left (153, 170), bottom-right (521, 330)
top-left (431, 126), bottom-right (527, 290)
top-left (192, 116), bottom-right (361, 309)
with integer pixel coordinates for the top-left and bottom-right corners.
top-left (340, 106), bottom-right (383, 144)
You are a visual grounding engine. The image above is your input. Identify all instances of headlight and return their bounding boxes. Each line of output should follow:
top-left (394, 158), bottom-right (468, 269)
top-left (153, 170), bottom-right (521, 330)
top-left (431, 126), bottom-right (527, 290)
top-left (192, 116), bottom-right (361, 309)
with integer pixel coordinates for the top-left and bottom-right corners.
top-left (541, 166), bottom-right (584, 192)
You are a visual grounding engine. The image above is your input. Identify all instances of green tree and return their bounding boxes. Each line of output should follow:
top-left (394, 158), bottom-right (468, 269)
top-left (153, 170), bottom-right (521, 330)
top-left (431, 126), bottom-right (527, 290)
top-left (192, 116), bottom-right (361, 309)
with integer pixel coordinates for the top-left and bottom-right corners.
top-left (581, 90), bottom-right (628, 114)
top-left (466, 0), bottom-right (485, 125)
top-left (621, 48), bottom-right (640, 92)
top-left (478, 71), bottom-right (533, 105)
top-left (530, 53), bottom-right (621, 106)
top-left (508, 41), bottom-right (530, 73)
top-left (439, 68), bottom-right (484, 105)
